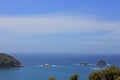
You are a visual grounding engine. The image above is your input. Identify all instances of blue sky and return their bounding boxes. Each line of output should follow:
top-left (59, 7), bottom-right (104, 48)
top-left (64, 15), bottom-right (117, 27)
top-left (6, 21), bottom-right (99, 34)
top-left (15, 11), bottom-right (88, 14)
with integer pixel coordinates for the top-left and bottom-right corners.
top-left (0, 0), bottom-right (120, 54)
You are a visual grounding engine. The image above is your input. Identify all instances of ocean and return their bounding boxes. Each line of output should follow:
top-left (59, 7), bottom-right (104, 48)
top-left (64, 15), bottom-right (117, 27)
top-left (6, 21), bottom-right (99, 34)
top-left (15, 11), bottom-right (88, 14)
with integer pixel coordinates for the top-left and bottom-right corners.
top-left (0, 53), bottom-right (120, 80)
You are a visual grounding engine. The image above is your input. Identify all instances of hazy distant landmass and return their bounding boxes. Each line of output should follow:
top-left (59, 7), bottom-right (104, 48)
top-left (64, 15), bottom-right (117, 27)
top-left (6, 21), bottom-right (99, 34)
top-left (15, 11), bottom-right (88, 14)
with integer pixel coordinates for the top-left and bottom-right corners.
top-left (0, 53), bottom-right (23, 68)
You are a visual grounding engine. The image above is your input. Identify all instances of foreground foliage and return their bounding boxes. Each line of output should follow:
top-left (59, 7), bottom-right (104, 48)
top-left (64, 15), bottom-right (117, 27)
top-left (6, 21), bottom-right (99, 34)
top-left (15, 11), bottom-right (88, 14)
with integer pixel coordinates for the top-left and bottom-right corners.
top-left (89, 65), bottom-right (120, 80)
top-left (49, 77), bottom-right (56, 80)
top-left (69, 74), bottom-right (79, 80)
top-left (48, 74), bottom-right (79, 80)
top-left (115, 77), bottom-right (120, 80)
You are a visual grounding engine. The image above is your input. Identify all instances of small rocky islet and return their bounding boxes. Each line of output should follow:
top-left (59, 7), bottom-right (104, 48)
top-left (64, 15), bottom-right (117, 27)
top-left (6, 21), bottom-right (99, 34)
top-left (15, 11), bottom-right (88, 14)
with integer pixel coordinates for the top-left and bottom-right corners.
top-left (0, 53), bottom-right (23, 68)
top-left (80, 60), bottom-right (106, 66)
top-left (96, 59), bottom-right (106, 66)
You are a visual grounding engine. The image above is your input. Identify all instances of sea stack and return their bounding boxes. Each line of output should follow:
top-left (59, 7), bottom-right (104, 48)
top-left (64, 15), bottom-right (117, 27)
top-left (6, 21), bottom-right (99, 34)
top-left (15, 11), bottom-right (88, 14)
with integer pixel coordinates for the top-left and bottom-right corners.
top-left (97, 60), bottom-right (106, 66)
top-left (0, 53), bottom-right (23, 68)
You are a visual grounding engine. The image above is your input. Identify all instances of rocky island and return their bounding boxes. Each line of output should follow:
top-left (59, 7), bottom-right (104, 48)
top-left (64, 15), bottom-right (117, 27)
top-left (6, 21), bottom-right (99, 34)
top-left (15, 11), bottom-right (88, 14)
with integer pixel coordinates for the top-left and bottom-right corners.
top-left (96, 59), bottom-right (106, 66)
top-left (0, 53), bottom-right (23, 68)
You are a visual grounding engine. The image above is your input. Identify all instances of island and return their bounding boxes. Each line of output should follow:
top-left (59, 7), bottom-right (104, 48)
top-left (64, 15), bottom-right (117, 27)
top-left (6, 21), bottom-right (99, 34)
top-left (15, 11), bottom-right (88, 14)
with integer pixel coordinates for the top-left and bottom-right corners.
top-left (0, 53), bottom-right (23, 68)
top-left (96, 59), bottom-right (106, 66)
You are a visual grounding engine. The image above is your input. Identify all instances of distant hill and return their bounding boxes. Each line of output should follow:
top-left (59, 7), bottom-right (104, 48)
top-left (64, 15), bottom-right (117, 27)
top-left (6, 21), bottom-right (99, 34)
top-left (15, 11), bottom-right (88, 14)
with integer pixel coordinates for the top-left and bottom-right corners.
top-left (0, 53), bottom-right (23, 68)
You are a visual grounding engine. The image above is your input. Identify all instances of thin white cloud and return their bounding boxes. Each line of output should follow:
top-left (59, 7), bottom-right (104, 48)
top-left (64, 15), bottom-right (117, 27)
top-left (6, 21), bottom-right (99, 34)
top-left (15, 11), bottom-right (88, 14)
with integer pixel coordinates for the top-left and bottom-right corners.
top-left (0, 14), bottom-right (120, 53)
top-left (0, 14), bottom-right (119, 35)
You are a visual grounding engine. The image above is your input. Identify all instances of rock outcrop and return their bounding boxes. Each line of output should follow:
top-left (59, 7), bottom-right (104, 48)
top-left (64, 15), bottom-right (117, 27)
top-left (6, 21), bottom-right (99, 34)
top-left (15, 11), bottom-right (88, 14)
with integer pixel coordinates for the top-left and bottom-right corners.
top-left (97, 60), bottom-right (106, 66)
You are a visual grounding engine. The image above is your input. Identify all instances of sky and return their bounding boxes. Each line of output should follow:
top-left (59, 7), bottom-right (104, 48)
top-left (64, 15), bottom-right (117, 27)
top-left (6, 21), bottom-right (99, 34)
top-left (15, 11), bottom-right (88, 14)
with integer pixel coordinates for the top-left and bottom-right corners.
top-left (0, 0), bottom-right (120, 54)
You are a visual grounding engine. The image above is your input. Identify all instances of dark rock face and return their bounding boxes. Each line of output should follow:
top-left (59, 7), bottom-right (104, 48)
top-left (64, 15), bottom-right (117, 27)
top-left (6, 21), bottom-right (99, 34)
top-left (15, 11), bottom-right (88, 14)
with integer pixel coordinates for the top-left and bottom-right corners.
top-left (0, 53), bottom-right (23, 68)
top-left (97, 60), bottom-right (106, 66)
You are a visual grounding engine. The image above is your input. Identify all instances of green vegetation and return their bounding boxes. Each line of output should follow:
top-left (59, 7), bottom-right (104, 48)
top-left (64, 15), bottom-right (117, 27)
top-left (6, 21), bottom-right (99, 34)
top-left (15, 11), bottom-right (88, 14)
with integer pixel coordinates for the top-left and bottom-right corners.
top-left (89, 65), bottom-right (120, 80)
top-left (48, 74), bottom-right (79, 80)
top-left (0, 53), bottom-right (22, 68)
top-left (49, 77), bottom-right (56, 80)
top-left (70, 74), bottom-right (79, 80)
top-left (115, 76), bottom-right (120, 80)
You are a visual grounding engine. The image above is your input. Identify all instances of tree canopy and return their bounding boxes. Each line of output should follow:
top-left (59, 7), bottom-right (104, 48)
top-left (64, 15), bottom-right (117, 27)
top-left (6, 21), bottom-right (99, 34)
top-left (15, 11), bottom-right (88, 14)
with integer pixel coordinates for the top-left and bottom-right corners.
top-left (89, 65), bottom-right (120, 80)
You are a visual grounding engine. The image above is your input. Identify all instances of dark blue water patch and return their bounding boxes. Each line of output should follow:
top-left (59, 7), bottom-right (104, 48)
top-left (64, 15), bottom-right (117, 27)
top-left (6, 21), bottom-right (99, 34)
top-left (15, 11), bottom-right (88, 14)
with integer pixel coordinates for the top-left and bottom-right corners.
top-left (10, 53), bottom-right (120, 66)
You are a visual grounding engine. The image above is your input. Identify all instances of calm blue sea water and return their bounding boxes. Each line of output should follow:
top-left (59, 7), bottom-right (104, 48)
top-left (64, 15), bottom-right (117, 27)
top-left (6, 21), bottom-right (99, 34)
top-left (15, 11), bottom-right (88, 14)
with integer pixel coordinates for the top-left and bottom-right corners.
top-left (0, 53), bottom-right (120, 80)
